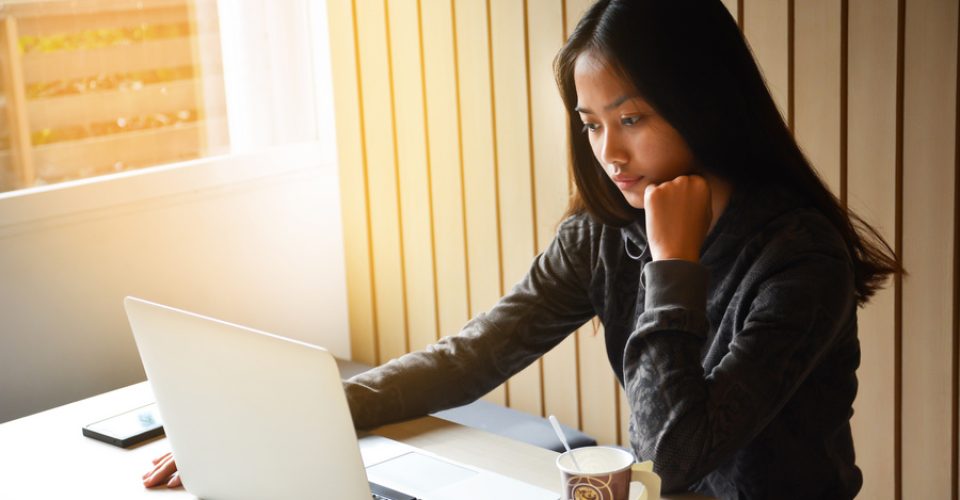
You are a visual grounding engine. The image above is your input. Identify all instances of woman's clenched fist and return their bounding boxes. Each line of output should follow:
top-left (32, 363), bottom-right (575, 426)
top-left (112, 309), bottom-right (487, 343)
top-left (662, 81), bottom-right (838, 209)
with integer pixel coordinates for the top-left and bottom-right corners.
top-left (643, 175), bottom-right (713, 262)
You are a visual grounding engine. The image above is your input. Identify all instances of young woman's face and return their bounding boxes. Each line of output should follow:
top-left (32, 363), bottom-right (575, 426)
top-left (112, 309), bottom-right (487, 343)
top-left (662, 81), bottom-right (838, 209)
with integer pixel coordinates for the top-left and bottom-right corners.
top-left (573, 51), bottom-right (697, 209)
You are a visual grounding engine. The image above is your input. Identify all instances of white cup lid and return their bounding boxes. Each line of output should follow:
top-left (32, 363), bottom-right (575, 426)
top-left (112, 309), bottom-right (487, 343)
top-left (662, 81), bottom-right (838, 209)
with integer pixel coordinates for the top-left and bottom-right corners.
top-left (556, 446), bottom-right (635, 475)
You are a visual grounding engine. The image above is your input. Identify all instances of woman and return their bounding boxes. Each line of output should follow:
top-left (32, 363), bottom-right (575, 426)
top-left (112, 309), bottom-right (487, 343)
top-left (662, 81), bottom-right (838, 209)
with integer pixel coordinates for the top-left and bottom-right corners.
top-left (145, 1), bottom-right (897, 497)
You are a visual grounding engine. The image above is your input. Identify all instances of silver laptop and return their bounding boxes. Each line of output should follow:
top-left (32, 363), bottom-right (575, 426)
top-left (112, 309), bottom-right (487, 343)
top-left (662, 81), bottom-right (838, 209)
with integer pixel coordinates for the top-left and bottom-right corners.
top-left (124, 296), bottom-right (558, 500)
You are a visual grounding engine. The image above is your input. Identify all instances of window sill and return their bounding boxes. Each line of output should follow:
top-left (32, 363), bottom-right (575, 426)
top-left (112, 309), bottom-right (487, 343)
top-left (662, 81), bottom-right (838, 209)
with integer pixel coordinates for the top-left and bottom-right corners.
top-left (0, 141), bottom-right (331, 235)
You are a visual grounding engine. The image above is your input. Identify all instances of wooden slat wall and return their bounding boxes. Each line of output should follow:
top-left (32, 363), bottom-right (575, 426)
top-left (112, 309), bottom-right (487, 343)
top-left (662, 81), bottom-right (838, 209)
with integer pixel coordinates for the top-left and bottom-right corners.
top-left (794, 0), bottom-right (842, 195)
top-left (530, 0), bottom-right (580, 428)
top-left (328, 1), bottom-right (960, 497)
top-left (387, 0), bottom-right (437, 356)
top-left (488, 0), bottom-right (537, 413)
top-left (848, 1), bottom-right (899, 498)
top-left (453, 0), bottom-right (507, 405)
top-left (420, 0), bottom-right (469, 348)
top-left (328, 0), bottom-right (377, 365)
top-left (355, 1), bottom-right (409, 365)
top-left (902, 1), bottom-right (958, 499)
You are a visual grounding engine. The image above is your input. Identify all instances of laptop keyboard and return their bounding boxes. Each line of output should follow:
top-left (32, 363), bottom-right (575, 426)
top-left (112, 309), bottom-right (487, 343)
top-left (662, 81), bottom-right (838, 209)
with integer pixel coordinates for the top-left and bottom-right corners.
top-left (370, 481), bottom-right (419, 500)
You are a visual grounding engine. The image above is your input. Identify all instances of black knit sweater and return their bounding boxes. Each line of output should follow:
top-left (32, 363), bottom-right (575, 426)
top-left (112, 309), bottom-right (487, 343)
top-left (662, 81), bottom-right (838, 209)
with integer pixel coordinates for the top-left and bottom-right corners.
top-left (345, 184), bottom-right (863, 499)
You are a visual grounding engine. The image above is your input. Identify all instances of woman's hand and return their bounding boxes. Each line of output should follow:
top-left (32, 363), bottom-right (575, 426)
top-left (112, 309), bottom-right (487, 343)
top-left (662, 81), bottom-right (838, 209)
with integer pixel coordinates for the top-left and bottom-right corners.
top-left (142, 451), bottom-right (182, 488)
top-left (643, 175), bottom-right (713, 262)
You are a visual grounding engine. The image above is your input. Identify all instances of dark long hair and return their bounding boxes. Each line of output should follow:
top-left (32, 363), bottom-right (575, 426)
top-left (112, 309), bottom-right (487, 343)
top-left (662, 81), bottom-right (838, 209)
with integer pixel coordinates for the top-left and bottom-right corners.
top-left (553, 0), bottom-right (899, 304)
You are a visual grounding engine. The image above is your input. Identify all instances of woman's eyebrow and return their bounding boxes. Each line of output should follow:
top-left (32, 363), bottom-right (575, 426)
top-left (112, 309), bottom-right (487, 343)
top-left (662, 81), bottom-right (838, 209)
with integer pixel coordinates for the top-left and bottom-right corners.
top-left (574, 94), bottom-right (636, 114)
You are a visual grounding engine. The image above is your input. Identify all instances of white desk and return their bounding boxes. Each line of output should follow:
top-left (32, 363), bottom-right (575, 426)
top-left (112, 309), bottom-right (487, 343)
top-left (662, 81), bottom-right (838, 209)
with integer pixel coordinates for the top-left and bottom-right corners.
top-left (0, 382), bottom-right (711, 499)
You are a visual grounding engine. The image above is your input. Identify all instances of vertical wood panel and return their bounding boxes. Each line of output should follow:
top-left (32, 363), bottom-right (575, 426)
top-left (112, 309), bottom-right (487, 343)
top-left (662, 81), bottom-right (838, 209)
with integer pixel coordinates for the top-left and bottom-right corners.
top-left (356, 0), bottom-right (408, 363)
top-left (327, 0), bottom-right (377, 365)
top-left (742, 0), bottom-right (790, 123)
top-left (388, 0), bottom-right (437, 353)
top-left (902, 0), bottom-right (958, 498)
top-left (421, 0), bottom-right (470, 341)
top-left (530, 0), bottom-right (572, 254)
top-left (794, 0), bottom-right (842, 196)
top-left (847, 1), bottom-right (898, 498)
top-left (489, 0), bottom-right (541, 414)
top-left (578, 323), bottom-right (618, 445)
top-left (454, 0), bottom-right (505, 405)
top-left (956, 6), bottom-right (960, 496)
top-left (533, 0), bottom-right (580, 423)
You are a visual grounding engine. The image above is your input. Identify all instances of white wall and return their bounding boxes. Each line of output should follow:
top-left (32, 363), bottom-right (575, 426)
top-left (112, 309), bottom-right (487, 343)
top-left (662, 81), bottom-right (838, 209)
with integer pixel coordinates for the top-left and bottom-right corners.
top-left (0, 143), bottom-right (350, 423)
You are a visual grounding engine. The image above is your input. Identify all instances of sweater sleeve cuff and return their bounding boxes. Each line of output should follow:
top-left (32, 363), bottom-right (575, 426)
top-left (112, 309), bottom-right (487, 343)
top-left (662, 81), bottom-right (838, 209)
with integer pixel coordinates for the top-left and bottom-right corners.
top-left (342, 371), bottom-right (402, 431)
top-left (642, 259), bottom-right (709, 311)
top-left (634, 259), bottom-right (710, 338)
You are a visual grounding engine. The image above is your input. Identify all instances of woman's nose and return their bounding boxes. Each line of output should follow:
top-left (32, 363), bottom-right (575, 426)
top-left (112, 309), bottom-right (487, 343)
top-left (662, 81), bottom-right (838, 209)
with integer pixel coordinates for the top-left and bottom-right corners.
top-left (600, 130), bottom-right (628, 166)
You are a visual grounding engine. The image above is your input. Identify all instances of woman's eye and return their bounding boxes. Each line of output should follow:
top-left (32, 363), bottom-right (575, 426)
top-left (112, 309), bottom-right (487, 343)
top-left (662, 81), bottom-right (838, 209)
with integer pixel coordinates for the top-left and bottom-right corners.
top-left (621, 116), bottom-right (643, 126)
top-left (581, 122), bottom-right (599, 133)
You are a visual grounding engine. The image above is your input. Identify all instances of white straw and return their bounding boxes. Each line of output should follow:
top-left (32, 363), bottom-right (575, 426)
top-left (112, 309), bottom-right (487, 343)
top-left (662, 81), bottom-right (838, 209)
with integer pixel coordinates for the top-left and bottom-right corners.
top-left (549, 414), bottom-right (582, 472)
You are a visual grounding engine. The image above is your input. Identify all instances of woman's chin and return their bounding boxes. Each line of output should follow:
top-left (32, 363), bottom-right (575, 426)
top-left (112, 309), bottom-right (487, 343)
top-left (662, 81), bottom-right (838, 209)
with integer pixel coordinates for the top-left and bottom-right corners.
top-left (623, 195), bottom-right (645, 210)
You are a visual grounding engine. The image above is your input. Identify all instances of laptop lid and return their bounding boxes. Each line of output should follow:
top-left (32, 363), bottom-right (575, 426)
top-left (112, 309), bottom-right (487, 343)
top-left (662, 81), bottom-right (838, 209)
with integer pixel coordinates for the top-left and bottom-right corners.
top-left (124, 296), bottom-right (370, 500)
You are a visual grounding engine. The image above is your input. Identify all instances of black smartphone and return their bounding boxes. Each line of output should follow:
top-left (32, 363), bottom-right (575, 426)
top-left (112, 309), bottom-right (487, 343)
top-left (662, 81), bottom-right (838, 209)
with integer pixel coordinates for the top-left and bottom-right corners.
top-left (82, 402), bottom-right (165, 448)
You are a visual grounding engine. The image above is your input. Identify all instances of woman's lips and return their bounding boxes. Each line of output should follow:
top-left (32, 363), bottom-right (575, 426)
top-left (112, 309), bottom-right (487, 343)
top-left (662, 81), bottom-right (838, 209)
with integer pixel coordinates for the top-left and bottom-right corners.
top-left (612, 175), bottom-right (642, 190)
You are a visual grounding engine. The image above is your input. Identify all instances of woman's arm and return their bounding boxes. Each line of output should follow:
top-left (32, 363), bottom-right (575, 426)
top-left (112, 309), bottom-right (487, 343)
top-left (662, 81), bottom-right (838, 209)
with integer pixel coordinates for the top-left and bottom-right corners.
top-left (344, 216), bottom-right (597, 430)
top-left (623, 249), bottom-right (856, 492)
top-left (139, 222), bottom-right (597, 490)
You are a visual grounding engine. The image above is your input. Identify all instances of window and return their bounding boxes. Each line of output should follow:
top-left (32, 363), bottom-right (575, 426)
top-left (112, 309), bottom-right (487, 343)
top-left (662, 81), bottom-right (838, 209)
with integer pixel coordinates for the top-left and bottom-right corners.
top-left (0, 0), bottom-right (325, 194)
